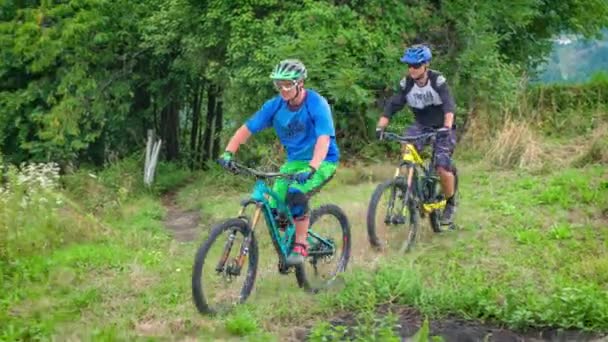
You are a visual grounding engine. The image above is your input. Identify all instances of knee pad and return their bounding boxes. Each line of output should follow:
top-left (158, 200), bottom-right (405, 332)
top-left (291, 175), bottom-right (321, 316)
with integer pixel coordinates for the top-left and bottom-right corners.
top-left (286, 188), bottom-right (309, 219)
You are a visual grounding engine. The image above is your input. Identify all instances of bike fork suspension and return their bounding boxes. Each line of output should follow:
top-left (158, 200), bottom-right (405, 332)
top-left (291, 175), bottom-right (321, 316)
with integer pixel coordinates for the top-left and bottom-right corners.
top-left (395, 165), bottom-right (415, 189)
top-left (400, 166), bottom-right (415, 216)
top-left (236, 206), bottom-right (262, 269)
top-left (215, 206), bottom-right (262, 273)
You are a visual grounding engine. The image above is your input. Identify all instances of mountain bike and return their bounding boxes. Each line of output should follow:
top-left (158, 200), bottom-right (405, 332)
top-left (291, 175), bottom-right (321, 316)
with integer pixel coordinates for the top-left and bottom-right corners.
top-left (192, 162), bottom-right (351, 315)
top-left (366, 130), bottom-right (459, 253)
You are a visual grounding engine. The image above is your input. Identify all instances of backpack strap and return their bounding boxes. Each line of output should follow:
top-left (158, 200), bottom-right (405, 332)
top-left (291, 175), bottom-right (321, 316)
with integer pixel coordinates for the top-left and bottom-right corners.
top-left (428, 69), bottom-right (447, 92)
top-left (399, 76), bottom-right (415, 97)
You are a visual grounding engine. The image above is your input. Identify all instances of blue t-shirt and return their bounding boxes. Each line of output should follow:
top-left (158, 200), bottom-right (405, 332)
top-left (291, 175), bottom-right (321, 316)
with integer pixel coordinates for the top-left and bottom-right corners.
top-left (245, 89), bottom-right (340, 163)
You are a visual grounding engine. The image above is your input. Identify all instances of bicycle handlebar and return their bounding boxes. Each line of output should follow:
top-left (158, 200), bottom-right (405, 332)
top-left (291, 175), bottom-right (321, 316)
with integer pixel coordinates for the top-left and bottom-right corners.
top-left (228, 162), bottom-right (296, 180)
top-left (381, 131), bottom-right (438, 143)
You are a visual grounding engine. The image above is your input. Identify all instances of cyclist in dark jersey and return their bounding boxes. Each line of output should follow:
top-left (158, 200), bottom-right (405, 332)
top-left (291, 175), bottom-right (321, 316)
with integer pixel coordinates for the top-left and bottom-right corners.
top-left (375, 44), bottom-right (458, 225)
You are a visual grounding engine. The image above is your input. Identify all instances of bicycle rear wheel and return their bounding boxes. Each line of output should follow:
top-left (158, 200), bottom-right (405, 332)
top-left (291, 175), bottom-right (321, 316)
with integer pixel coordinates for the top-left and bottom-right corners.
top-left (295, 204), bottom-right (351, 292)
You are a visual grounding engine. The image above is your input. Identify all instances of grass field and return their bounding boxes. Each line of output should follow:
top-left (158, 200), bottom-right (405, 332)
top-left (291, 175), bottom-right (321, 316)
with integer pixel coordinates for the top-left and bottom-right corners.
top-left (2, 133), bottom-right (608, 340)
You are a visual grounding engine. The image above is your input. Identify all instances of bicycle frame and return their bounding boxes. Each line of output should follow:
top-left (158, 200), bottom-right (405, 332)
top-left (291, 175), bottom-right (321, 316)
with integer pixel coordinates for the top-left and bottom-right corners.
top-left (218, 169), bottom-right (336, 273)
top-left (389, 134), bottom-right (447, 214)
top-left (238, 179), bottom-right (296, 261)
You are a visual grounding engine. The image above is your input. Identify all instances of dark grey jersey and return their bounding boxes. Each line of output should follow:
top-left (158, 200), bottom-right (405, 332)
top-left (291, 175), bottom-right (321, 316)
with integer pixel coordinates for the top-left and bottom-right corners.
top-left (383, 70), bottom-right (456, 128)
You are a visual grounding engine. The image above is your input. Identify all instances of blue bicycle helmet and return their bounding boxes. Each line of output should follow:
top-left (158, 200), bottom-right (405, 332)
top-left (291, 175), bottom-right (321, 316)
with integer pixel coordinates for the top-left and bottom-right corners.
top-left (400, 44), bottom-right (432, 64)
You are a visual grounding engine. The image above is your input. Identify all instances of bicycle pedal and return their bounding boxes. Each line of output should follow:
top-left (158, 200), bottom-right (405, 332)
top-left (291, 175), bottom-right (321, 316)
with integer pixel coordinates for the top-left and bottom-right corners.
top-left (391, 217), bottom-right (406, 225)
top-left (276, 217), bottom-right (289, 231)
top-left (440, 222), bottom-right (456, 230)
top-left (277, 262), bottom-right (293, 275)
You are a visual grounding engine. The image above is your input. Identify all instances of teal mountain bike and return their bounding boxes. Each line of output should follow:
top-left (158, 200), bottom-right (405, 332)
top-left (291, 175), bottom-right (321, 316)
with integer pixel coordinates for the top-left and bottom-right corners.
top-left (192, 162), bottom-right (351, 315)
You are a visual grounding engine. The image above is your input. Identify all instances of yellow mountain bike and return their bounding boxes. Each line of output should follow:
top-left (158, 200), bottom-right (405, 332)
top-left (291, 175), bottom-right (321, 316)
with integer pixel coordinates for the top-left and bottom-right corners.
top-left (366, 130), bottom-right (458, 253)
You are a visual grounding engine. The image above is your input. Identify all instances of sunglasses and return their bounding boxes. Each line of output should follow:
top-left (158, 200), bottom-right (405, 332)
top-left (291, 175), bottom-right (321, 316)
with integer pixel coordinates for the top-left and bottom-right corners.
top-left (408, 63), bottom-right (424, 69)
top-left (273, 80), bottom-right (298, 91)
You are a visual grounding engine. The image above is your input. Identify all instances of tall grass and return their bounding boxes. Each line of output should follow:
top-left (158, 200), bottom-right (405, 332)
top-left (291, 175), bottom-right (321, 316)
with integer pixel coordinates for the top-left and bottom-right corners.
top-left (0, 162), bottom-right (95, 264)
top-left (573, 123), bottom-right (608, 166)
top-left (484, 119), bottom-right (545, 170)
top-left (1, 153), bottom-right (194, 280)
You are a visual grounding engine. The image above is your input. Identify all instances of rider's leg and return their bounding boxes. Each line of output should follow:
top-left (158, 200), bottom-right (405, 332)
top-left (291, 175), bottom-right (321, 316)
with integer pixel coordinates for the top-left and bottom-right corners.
top-left (285, 161), bottom-right (337, 265)
top-left (437, 167), bottom-right (455, 198)
top-left (270, 162), bottom-right (295, 220)
top-left (287, 188), bottom-right (310, 246)
top-left (435, 128), bottom-right (457, 224)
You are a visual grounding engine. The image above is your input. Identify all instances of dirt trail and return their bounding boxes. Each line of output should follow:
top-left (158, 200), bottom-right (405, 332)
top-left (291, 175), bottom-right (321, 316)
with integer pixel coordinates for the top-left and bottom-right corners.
top-left (160, 190), bottom-right (201, 242)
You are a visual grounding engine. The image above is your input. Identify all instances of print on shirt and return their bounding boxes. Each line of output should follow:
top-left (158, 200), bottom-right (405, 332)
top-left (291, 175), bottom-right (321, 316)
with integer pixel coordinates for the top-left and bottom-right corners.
top-left (406, 83), bottom-right (443, 109)
top-left (283, 119), bottom-right (306, 138)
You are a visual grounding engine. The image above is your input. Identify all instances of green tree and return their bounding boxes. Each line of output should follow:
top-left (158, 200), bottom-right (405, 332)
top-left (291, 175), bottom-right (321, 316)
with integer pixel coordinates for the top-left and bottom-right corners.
top-left (1, 0), bottom-right (607, 167)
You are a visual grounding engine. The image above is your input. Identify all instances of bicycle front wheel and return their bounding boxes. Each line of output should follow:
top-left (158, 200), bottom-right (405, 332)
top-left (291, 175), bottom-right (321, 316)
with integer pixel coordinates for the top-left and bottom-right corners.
top-left (191, 218), bottom-right (258, 315)
top-left (367, 178), bottom-right (418, 252)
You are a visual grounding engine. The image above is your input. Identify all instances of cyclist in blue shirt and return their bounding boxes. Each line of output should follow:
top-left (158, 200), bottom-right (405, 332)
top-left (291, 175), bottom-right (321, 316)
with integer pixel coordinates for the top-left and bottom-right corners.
top-left (218, 59), bottom-right (340, 266)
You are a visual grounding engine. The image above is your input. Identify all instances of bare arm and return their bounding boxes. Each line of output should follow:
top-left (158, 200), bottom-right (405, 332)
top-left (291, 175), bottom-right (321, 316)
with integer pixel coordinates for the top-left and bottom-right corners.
top-left (309, 135), bottom-right (330, 170)
top-left (225, 125), bottom-right (252, 154)
top-left (443, 112), bottom-right (454, 128)
top-left (377, 116), bottom-right (390, 128)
